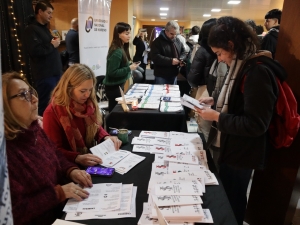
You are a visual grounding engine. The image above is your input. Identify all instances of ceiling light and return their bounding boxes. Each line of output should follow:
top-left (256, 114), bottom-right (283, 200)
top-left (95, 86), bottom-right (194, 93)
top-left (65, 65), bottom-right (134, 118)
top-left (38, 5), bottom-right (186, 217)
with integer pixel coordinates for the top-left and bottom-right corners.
top-left (160, 17), bottom-right (166, 19)
top-left (203, 14), bottom-right (211, 17)
top-left (133, 16), bottom-right (136, 18)
top-left (160, 7), bottom-right (169, 11)
top-left (151, 19), bottom-right (156, 21)
top-left (228, 1), bottom-right (241, 4)
top-left (211, 9), bottom-right (221, 12)
top-left (174, 20), bottom-right (178, 21)
top-left (160, 13), bottom-right (167, 16)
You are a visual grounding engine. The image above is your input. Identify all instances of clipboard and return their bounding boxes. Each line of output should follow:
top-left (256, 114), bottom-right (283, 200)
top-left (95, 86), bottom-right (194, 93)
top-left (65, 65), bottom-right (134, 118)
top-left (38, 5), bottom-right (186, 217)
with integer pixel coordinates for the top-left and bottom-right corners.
top-left (119, 86), bottom-right (129, 112)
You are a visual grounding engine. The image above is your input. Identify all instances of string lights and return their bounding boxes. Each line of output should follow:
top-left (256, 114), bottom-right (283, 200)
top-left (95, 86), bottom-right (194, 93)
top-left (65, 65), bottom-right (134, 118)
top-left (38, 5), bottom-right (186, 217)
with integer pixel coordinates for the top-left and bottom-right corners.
top-left (9, 0), bottom-right (24, 77)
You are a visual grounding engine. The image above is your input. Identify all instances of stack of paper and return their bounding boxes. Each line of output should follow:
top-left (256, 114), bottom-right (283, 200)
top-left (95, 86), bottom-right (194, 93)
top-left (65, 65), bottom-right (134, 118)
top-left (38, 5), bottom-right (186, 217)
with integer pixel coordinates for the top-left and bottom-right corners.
top-left (90, 139), bottom-right (145, 174)
top-left (64, 184), bottom-right (137, 220)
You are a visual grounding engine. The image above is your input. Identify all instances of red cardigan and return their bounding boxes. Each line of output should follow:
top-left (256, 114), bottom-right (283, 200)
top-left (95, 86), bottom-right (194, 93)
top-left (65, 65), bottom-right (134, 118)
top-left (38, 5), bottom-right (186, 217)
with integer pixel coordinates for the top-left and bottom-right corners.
top-left (6, 121), bottom-right (78, 225)
top-left (43, 103), bottom-right (109, 163)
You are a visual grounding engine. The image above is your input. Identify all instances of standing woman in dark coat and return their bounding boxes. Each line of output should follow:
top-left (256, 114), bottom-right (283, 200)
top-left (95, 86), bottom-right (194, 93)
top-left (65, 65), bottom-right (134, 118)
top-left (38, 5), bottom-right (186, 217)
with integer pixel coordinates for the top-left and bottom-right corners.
top-left (195, 16), bottom-right (278, 225)
top-left (133, 28), bottom-right (149, 83)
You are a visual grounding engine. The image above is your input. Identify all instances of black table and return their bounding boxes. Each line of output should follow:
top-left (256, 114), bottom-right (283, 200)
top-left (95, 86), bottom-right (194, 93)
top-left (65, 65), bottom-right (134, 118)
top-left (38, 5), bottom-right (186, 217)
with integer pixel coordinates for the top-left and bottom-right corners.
top-left (64, 131), bottom-right (237, 225)
top-left (105, 104), bottom-right (188, 132)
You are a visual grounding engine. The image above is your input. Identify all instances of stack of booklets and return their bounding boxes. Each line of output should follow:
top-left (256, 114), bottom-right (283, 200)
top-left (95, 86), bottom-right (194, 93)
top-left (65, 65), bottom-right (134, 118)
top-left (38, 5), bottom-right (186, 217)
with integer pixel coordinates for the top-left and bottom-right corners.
top-left (63, 183), bottom-right (137, 220)
top-left (131, 130), bottom-right (218, 224)
top-left (90, 139), bottom-right (145, 174)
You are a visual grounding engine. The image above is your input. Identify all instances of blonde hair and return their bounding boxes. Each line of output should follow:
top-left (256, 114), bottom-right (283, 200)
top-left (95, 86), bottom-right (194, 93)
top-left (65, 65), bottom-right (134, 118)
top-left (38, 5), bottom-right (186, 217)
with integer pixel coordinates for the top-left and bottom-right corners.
top-left (2, 72), bottom-right (35, 140)
top-left (51, 64), bottom-right (102, 149)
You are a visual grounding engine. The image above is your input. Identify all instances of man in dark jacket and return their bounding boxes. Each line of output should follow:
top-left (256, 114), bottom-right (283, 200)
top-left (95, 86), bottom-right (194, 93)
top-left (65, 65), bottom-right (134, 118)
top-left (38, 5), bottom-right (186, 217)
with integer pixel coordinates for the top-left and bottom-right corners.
top-left (24, 1), bottom-right (62, 115)
top-left (65, 18), bottom-right (80, 65)
top-left (261, 9), bottom-right (282, 59)
top-left (150, 20), bottom-right (186, 84)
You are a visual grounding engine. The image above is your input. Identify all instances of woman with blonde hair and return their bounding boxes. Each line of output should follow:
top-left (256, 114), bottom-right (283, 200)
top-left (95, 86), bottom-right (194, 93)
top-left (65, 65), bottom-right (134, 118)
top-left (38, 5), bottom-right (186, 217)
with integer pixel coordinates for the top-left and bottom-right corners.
top-left (3, 72), bottom-right (92, 225)
top-left (43, 64), bottom-right (121, 167)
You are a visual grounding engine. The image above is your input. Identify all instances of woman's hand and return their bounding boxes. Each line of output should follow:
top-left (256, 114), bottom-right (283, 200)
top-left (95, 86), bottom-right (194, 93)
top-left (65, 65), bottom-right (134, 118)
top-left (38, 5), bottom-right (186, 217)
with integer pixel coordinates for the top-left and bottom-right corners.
top-left (75, 153), bottom-right (102, 167)
top-left (104, 136), bottom-right (122, 150)
top-left (61, 182), bottom-right (90, 201)
top-left (198, 97), bottom-right (214, 106)
top-left (129, 63), bottom-right (139, 71)
top-left (69, 169), bottom-right (93, 188)
top-left (195, 107), bottom-right (220, 122)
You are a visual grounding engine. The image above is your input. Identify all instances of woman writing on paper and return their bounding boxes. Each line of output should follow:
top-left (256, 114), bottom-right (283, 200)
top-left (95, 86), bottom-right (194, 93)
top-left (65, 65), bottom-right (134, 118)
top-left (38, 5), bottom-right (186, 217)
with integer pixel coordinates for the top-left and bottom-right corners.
top-left (133, 28), bottom-right (150, 83)
top-left (195, 16), bottom-right (278, 224)
top-left (104, 22), bottom-right (139, 112)
top-left (43, 64), bottom-right (121, 167)
top-left (3, 72), bottom-right (92, 225)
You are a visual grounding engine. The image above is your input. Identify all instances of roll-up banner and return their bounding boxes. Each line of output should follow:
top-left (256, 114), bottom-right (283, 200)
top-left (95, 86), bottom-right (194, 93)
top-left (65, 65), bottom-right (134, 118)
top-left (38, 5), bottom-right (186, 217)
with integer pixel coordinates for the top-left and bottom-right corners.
top-left (78, 0), bottom-right (112, 76)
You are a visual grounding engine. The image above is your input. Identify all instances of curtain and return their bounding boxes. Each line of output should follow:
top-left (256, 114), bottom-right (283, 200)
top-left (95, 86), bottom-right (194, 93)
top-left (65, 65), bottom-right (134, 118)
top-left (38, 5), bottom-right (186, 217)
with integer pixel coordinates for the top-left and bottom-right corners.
top-left (0, 0), bottom-right (34, 84)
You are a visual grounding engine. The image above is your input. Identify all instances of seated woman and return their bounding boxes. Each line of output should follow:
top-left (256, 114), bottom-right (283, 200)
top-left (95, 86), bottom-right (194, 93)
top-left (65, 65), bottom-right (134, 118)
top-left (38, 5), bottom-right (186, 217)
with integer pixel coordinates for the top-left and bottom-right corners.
top-left (43, 64), bottom-right (122, 167)
top-left (3, 72), bottom-right (92, 225)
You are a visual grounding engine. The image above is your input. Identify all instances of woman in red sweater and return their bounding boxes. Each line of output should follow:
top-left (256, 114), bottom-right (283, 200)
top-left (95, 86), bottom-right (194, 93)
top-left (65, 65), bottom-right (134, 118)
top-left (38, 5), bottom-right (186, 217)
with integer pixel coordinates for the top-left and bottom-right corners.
top-left (43, 64), bottom-right (121, 167)
top-left (3, 72), bottom-right (92, 225)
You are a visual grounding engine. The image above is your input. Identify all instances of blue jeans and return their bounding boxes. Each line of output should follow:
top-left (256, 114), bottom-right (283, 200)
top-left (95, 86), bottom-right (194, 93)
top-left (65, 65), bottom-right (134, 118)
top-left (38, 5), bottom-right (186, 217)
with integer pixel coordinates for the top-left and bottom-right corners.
top-left (35, 76), bottom-right (61, 116)
top-left (154, 76), bottom-right (177, 85)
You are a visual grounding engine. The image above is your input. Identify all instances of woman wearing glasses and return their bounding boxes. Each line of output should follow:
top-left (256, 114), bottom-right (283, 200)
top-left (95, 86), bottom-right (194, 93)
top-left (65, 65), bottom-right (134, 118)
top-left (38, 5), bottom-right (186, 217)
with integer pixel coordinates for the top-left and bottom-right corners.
top-left (3, 72), bottom-right (92, 225)
top-left (195, 16), bottom-right (279, 224)
top-left (43, 64), bottom-right (121, 167)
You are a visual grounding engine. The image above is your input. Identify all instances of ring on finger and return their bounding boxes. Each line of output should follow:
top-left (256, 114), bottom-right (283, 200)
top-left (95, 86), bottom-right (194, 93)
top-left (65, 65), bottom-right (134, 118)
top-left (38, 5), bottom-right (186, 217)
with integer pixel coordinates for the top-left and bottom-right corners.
top-left (75, 190), bottom-right (79, 195)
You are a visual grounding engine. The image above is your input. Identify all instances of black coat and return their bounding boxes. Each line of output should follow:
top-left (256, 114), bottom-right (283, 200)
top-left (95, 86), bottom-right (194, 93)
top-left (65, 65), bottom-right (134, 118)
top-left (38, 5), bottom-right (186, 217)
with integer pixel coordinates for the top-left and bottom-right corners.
top-left (261, 25), bottom-right (280, 59)
top-left (150, 30), bottom-right (186, 78)
top-left (212, 56), bottom-right (278, 169)
top-left (187, 38), bottom-right (216, 88)
top-left (133, 36), bottom-right (146, 63)
top-left (24, 20), bottom-right (62, 81)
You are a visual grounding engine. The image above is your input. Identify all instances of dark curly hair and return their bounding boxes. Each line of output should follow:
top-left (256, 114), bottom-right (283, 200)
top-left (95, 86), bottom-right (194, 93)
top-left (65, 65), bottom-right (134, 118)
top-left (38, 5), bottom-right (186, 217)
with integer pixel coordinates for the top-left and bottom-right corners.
top-left (208, 16), bottom-right (260, 60)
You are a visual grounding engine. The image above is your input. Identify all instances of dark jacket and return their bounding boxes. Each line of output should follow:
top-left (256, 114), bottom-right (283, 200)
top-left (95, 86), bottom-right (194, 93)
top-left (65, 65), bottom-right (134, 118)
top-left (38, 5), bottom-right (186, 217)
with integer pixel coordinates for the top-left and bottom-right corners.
top-left (187, 37), bottom-right (216, 88)
top-left (261, 25), bottom-right (280, 59)
top-left (65, 29), bottom-right (79, 63)
top-left (133, 36), bottom-right (146, 63)
top-left (150, 30), bottom-right (186, 78)
top-left (211, 56), bottom-right (278, 169)
top-left (24, 19), bottom-right (62, 81)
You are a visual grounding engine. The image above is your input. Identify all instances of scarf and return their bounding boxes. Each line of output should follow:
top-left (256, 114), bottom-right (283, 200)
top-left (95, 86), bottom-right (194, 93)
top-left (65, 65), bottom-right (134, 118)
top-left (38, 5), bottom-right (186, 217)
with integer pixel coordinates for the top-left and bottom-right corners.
top-left (52, 99), bottom-right (99, 154)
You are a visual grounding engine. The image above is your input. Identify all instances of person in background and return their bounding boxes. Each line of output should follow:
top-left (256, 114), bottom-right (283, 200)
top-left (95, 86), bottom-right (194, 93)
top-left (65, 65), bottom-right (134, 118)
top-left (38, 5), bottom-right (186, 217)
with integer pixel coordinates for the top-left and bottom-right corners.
top-left (261, 9), bottom-right (282, 58)
top-left (150, 20), bottom-right (186, 84)
top-left (195, 16), bottom-right (278, 224)
top-left (3, 72), bottom-right (92, 225)
top-left (103, 22), bottom-right (139, 111)
top-left (65, 18), bottom-right (80, 66)
top-left (24, 1), bottom-right (62, 116)
top-left (43, 64), bottom-right (122, 167)
top-left (133, 28), bottom-right (150, 83)
top-left (187, 25), bottom-right (201, 47)
top-left (245, 19), bottom-right (257, 34)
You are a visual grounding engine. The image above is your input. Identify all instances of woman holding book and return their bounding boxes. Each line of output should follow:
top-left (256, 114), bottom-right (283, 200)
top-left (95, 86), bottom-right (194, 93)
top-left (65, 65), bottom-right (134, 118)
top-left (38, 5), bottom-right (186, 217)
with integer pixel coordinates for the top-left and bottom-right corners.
top-left (195, 16), bottom-right (278, 224)
top-left (43, 64), bottom-right (121, 167)
top-left (104, 22), bottom-right (139, 112)
top-left (3, 72), bottom-right (92, 225)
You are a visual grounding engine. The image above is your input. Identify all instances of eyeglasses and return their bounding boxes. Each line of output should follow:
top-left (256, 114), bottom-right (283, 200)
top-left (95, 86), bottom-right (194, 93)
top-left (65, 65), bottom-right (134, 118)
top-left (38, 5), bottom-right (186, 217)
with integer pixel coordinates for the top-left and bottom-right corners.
top-left (9, 89), bottom-right (37, 102)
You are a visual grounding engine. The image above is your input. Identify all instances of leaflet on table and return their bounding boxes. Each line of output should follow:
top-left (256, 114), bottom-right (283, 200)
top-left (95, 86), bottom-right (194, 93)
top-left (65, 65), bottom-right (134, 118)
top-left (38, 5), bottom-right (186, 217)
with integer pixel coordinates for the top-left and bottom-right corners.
top-left (132, 137), bottom-right (171, 146)
top-left (160, 105), bottom-right (183, 112)
top-left (151, 194), bottom-right (203, 207)
top-left (114, 153), bottom-right (145, 174)
top-left (139, 99), bottom-right (161, 104)
top-left (169, 140), bottom-right (203, 151)
top-left (163, 154), bottom-right (199, 165)
top-left (140, 131), bottom-right (170, 139)
top-left (154, 154), bottom-right (165, 163)
top-left (150, 166), bottom-right (168, 178)
top-left (151, 204), bottom-right (204, 222)
top-left (142, 96), bottom-right (161, 101)
top-left (167, 171), bottom-right (218, 185)
top-left (148, 85), bottom-right (164, 90)
top-left (162, 92), bottom-right (181, 97)
top-left (154, 180), bottom-right (203, 196)
top-left (138, 103), bottom-right (160, 109)
top-left (171, 137), bottom-right (202, 145)
top-left (63, 183), bottom-right (122, 213)
top-left (52, 219), bottom-right (86, 225)
top-left (168, 162), bottom-right (206, 173)
top-left (65, 186), bottom-right (137, 220)
top-left (161, 97), bottom-right (181, 102)
top-left (164, 84), bottom-right (180, 91)
top-left (169, 132), bottom-right (200, 139)
top-left (151, 162), bottom-right (168, 174)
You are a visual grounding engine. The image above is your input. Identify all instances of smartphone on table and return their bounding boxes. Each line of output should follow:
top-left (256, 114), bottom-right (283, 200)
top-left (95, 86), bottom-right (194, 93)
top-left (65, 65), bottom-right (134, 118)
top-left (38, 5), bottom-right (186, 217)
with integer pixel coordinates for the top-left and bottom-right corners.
top-left (86, 166), bottom-right (115, 177)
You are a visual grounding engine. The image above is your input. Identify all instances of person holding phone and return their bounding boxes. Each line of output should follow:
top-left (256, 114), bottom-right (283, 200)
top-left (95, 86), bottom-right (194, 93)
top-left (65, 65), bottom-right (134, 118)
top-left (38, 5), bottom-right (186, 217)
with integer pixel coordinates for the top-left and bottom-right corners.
top-left (133, 28), bottom-right (149, 83)
top-left (43, 64), bottom-right (122, 167)
top-left (103, 22), bottom-right (139, 112)
top-left (2, 72), bottom-right (93, 225)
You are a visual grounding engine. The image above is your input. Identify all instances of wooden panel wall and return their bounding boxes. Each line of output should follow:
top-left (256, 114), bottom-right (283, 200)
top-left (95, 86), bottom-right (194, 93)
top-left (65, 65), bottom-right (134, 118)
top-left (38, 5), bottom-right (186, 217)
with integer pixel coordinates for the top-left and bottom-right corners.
top-left (245, 0), bottom-right (300, 224)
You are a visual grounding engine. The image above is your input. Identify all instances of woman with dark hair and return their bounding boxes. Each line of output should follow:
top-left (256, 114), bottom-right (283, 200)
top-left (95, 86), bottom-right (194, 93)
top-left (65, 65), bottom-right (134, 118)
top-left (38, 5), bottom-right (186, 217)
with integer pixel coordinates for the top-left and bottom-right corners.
top-left (133, 28), bottom-right (149, 83)
top-left (195, 16), bottom-right (278, 224)
top-left (3, 72), bottom-right (92, 224)
top-left (103, 22), bottom-right (139, 111)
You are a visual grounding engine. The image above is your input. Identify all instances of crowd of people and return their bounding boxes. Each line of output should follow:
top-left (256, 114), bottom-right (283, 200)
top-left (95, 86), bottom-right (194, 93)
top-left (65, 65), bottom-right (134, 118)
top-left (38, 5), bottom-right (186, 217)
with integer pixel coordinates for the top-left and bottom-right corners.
top-left (3, 0), bottom-right (285, 224)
